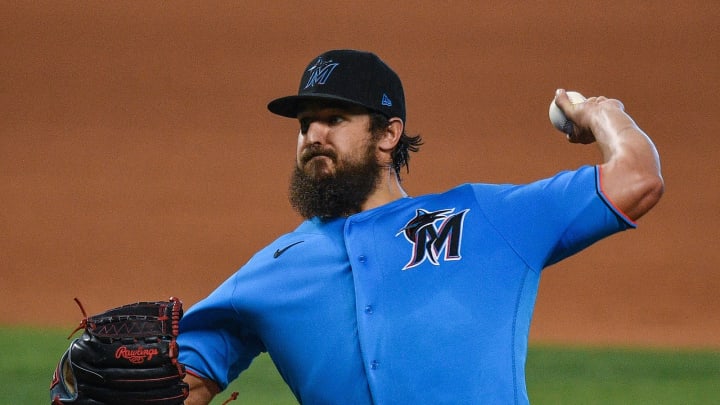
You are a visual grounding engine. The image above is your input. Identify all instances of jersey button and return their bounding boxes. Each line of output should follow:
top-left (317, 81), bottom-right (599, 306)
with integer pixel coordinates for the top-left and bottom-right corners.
top-left (358, 255), bottom-right (366, 263)
top-left (370, 360), bottom-right (380, 370)
top-left (364, 305), bottom-right (373, 314)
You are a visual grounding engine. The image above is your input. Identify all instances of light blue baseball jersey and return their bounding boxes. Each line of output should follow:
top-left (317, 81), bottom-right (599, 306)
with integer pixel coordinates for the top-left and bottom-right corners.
top-left (178, 165), bottom-right (634, 404)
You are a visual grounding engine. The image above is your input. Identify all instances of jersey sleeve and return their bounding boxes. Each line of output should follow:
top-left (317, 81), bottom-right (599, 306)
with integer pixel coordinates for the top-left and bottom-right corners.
top-left (471, 165), bottom-right (635, 271)
top-left (177, 272), bottom-right (265, 390)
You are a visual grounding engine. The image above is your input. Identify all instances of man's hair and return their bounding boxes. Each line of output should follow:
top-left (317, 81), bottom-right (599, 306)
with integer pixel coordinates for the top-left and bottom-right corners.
top-left (369, 112), bottom-right (423, 178)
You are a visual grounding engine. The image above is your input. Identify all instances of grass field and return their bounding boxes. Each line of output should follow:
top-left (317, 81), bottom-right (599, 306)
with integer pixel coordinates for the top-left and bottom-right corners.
top-left (4, 327), bottom-right (718, 404)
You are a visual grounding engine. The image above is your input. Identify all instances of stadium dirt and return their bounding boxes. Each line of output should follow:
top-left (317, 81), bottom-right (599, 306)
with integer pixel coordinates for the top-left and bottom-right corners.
top-left (2, 2), bottom-right (719, 349)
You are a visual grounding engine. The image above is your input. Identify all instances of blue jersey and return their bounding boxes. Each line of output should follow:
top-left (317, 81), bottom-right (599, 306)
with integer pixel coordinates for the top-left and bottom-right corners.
top-left (178, 165), bottom-right (634, 404)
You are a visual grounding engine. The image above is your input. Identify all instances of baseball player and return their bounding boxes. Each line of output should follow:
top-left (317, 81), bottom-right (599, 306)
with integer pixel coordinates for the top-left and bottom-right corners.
top-left (177, 49), bottom-right (664, 404)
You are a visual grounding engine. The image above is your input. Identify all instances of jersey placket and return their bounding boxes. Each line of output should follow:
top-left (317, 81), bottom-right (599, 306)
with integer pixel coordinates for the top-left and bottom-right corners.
top-left (344, 216), bottom-right (385, 403)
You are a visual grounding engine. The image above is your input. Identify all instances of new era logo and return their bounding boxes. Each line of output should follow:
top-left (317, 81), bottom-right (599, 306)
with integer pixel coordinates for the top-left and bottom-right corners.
top-left (381, 93), bottom-right (393, 107)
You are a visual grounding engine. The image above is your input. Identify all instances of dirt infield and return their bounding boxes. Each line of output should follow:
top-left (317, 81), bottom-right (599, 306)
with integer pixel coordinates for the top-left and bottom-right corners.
top-left (2, 2), bottom-right (718, 349)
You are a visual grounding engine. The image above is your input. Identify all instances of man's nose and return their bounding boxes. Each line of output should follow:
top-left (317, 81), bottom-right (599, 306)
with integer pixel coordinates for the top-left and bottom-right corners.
top-left (304, 121), bottom-right (329, 144)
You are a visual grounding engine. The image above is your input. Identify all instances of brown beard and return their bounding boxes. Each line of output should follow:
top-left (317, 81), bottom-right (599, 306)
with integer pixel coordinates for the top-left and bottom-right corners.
top-left (289, 141), bottom-right (381, 220)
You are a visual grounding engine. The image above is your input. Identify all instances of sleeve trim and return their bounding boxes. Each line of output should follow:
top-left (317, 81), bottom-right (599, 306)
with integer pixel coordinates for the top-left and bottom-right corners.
top-left (184, 367), bottom-right (206, 379)
top-left (596, 165), bottom-right (637, 228)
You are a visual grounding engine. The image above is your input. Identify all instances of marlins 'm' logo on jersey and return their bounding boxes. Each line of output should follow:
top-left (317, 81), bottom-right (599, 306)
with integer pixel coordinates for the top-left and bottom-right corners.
top-left (397, 208), bottom-right (469, 270)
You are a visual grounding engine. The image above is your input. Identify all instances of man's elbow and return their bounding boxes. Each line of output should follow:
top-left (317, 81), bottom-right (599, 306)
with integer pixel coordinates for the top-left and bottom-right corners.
top-left (629, 172), bottom-right (665, 221)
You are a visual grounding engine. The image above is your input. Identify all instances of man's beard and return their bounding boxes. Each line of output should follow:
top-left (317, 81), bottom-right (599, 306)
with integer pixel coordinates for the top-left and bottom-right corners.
top-left (289, 142), bottom-right (382, 220)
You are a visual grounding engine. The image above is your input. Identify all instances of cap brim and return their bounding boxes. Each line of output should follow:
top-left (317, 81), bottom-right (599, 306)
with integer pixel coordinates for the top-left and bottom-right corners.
top-left (267, 94), bottom-right (375, 118)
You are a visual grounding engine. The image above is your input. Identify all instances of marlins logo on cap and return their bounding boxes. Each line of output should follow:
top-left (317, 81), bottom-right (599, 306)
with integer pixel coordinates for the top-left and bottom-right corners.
top-left (304, 57), bottom-right (340, 89)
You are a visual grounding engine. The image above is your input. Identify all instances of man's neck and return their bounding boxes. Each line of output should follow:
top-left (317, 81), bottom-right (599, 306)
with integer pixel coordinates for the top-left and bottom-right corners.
top-left (361, 168), bottom-right (408, 212)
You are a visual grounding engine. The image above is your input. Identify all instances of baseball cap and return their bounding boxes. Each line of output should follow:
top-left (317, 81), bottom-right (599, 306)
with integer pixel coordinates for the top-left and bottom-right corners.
top-left (267, 49), bottom-right (406, 123)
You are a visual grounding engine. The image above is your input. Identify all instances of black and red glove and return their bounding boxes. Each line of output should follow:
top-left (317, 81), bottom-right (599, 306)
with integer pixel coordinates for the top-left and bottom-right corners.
top-left (50, 298), bottom-right (189, 404)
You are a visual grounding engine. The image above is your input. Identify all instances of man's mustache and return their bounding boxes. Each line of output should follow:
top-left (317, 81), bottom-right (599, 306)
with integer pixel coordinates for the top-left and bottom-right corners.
top-left (301, 146), bottom-right (337, 165)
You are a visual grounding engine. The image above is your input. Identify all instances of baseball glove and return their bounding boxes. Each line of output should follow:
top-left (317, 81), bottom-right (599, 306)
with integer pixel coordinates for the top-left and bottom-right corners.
top-left (50, 297), bottom-right (189, 404)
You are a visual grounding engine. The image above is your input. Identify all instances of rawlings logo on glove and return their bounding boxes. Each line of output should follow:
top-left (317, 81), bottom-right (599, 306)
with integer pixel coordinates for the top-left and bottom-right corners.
top-left (115, 346), bottom-right (160, 363)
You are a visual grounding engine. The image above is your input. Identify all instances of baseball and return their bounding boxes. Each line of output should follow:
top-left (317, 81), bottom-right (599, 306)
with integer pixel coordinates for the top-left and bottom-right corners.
top-left (549, 91), bottom-right (586, 134)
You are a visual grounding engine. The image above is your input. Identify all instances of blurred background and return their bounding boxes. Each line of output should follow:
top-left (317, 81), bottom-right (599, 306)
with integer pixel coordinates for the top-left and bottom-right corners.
top-left (2, 0), bottom-right (718, 350)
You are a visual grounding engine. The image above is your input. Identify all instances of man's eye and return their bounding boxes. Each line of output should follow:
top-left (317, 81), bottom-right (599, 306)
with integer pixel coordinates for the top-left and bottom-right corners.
top-left (298, 115), bottom-right (343, 134)
top-left (299, 119), bottom-right (310, 134)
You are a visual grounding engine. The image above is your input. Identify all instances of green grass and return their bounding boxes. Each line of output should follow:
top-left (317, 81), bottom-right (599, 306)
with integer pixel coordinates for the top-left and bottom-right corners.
top-left (525, 345), bottom-right (720, 404)
top-left (3, 326), bottom-right (718, 404)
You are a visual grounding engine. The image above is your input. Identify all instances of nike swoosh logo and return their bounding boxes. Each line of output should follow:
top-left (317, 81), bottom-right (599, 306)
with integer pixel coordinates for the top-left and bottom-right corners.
top-left (273, 241), bottom-right (305, 259)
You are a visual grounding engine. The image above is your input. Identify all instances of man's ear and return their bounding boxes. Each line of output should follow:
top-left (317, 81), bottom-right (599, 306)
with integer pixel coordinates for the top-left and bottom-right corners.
top-left (377, 118), bottom-right (404, 152)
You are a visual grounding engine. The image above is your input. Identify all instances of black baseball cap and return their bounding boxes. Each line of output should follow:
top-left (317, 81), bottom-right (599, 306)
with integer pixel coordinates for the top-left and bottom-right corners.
top-left (267, 49), bottom-right (406, 123)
